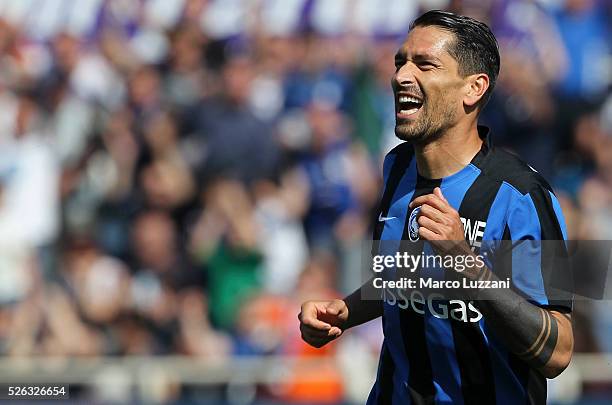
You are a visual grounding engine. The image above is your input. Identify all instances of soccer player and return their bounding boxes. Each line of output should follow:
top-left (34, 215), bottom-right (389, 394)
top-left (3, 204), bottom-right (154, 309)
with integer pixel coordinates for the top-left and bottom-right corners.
top-left (298, 10), bottom-right (573, 405)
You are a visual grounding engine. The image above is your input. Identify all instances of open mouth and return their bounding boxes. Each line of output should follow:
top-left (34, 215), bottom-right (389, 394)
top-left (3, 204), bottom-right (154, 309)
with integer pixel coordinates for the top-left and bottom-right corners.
top-left (397, 95), bottom-right (423, 116)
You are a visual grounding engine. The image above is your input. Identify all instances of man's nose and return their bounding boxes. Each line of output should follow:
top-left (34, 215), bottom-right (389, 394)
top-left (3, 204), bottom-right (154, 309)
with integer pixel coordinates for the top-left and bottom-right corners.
top-left (393, 63), bottom-right (417, 88)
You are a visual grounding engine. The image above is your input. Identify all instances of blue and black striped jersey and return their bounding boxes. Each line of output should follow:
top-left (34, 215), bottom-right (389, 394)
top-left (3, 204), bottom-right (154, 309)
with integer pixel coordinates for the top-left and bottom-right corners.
top-left (367, 126), bottom-right (570, 405)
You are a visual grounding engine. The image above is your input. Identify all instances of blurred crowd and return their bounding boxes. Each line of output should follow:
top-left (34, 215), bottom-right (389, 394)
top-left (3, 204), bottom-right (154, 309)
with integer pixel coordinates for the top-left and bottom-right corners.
top-left (0, 0), bottom-right (610, 403)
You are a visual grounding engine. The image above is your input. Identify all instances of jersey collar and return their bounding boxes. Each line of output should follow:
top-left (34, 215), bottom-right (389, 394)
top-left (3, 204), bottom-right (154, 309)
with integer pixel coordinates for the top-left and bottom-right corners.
top-left (471, 125), bottom-right (492, 168)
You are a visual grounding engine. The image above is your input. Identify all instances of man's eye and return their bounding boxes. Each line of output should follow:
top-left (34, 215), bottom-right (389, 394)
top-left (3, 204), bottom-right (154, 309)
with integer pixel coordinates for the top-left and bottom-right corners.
top-left (418, 62), bottom-right (435, 70)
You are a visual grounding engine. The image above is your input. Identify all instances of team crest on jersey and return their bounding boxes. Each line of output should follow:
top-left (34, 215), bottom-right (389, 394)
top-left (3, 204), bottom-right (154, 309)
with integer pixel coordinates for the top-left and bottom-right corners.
top-left (408, 207), bottom-right (420, 241)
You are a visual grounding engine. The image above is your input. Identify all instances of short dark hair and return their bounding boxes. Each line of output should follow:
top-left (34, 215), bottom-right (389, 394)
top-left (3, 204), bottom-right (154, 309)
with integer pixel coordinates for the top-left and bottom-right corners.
top-left (410, 10), bottom-right (500, 108)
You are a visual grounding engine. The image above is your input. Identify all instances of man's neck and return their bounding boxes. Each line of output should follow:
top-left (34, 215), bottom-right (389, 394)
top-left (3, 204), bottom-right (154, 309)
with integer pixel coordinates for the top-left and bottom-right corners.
top-left (414, 122), bottom-right (483, 179)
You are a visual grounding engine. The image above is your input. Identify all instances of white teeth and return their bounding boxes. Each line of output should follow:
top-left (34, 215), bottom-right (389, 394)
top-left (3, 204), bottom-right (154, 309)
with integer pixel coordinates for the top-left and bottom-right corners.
top-left (398, 95), bottom-right (422, 116)
top-left (398, 96), bottom-right (422, 104)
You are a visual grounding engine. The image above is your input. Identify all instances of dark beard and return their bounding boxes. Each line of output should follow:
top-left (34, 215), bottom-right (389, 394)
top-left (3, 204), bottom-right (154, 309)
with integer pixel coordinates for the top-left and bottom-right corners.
top-left (395, 100), bottom-right (457, 144)
top-left (395, 114), bottom-right (436, 143)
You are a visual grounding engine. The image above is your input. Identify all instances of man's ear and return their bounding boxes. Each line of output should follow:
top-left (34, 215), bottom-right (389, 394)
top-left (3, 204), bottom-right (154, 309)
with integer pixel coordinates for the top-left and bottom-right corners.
top-left (464, 73), bottom-right (489, 108)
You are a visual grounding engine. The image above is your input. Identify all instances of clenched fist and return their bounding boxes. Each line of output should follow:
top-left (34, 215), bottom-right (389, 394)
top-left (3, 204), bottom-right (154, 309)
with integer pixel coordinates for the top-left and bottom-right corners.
top-left (298, 299), bottom-right (349, 348)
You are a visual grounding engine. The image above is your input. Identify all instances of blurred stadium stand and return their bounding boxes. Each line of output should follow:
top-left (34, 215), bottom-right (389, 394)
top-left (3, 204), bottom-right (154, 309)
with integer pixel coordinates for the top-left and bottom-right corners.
top-left (0, 354), bottom-right (610, 404)
top-left (0, 0), bottom-right (610, 403)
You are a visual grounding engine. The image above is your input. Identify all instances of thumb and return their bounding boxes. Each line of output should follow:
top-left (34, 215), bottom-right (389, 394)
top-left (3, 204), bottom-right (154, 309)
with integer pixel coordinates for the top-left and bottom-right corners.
top-left (434, 187), bottom-right (447, 202)
top-left (325, 300), bottom-right (347, 318)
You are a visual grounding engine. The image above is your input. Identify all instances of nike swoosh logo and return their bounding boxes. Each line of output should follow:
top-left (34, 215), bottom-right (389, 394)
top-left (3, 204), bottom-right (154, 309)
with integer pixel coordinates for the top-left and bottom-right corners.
top-left (378, 213), bottom-right (397, 222)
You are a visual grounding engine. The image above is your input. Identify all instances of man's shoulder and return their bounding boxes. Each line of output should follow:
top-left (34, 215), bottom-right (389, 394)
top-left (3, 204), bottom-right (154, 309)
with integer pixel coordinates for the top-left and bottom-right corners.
top-left (479, 146), bottom-right (554, 196)
top-left (380, 141), bottom-right (556, 196)
top-left (385, 142), bottom-right (415, 160)
top-left (382, 142), bottom-right (415, 179)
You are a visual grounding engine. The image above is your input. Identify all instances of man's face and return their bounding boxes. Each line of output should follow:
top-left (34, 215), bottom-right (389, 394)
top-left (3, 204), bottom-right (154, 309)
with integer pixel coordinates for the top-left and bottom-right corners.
top-left (392, 26), bottom-right (466, 143)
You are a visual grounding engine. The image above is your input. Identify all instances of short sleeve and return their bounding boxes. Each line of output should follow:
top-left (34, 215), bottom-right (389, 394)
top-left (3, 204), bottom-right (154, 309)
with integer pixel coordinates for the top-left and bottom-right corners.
top-left (503, 184), bottom-right (573, 311)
